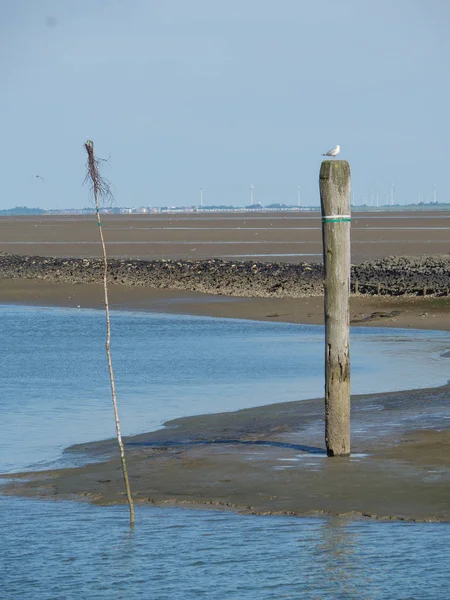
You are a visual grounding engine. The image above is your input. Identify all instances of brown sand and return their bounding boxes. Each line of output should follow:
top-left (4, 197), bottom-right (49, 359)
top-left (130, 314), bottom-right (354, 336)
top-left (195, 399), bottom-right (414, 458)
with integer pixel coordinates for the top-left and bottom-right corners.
top-left (2, 386), bottom-right (450, 521)
top-left (1, 211), bottom-right (449, 263)
top-left (1, 211), bottom-right (450, 520)
top-left (1, 278), bottom-right (450, 332)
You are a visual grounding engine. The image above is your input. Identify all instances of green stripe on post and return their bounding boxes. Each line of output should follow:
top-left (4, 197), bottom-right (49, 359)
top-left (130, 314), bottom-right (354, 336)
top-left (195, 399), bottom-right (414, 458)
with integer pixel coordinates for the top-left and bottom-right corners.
top-left (322, 216), bottom-right (351, 223)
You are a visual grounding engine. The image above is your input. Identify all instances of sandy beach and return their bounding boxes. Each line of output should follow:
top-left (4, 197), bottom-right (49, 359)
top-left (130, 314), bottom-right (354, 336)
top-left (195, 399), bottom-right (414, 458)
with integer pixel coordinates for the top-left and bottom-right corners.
top-left (1, 211), bottom-right (450, 521)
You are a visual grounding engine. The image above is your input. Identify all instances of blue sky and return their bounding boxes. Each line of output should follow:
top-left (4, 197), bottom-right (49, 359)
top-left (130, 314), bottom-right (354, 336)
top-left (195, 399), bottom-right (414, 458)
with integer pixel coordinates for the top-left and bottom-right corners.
top-left (1, 0), bottom-right (449, 209)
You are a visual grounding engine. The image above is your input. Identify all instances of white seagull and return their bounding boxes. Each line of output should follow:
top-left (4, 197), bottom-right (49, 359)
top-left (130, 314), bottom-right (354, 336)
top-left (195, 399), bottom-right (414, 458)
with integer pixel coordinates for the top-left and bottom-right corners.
top-left (322, 145), bottom-right (340, 159)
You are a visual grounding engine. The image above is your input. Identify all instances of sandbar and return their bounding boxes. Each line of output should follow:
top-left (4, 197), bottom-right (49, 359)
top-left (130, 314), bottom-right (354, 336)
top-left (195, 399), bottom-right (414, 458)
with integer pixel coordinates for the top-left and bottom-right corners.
top-left (2, 385), bottom-right (449, 521)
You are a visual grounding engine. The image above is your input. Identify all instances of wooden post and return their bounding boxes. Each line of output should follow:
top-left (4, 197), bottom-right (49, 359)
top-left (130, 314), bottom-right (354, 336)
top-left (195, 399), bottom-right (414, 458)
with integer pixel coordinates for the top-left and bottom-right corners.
top-left (320, 160), bottom-right (351, 457)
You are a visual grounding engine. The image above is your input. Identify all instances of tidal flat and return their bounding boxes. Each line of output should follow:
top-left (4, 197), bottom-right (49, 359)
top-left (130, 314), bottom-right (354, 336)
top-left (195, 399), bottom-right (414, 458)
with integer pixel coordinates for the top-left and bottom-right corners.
top-left (1, 211), bottom-right (449, 522)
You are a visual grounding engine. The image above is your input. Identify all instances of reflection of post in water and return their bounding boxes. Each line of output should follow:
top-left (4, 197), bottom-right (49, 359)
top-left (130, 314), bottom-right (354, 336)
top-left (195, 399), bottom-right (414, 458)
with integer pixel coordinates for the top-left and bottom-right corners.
top-left (319, 160), bottom-right (351, 456)
top-left (316, 518), bottom-right (360, 596)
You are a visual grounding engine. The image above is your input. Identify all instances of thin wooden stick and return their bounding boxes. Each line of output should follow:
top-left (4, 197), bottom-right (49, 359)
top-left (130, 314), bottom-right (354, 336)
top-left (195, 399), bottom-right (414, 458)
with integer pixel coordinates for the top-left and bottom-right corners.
top-left (84, 140), bottom-right (135, 526)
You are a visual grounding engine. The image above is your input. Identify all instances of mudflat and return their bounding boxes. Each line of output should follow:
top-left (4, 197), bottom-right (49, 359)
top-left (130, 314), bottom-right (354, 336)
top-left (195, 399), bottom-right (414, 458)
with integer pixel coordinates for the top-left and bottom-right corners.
top-left (1, 210), bottom-right (450, 521)
top-left (2, 385), bottom-right (450, 521)
top-left (1, 210), bottom-right (449, 263)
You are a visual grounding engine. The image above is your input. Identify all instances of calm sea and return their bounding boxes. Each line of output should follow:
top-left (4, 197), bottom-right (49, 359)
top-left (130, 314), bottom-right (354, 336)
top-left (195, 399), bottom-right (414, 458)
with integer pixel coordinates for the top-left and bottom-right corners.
top-left (0, 305), bottom-right (449, 599)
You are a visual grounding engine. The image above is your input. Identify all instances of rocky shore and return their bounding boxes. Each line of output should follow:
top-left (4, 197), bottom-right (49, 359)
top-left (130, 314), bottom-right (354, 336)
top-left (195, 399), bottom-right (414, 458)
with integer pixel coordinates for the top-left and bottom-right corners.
top-left (1, 252), bottom-right (449, 298)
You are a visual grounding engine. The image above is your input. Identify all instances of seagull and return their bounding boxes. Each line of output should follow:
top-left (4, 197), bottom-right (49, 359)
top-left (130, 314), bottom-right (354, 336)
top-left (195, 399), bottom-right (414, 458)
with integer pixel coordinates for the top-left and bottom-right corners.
top-left (322, 145), bottom-right (340, 159)
top-left (35, 175), bottom-right (44, 182)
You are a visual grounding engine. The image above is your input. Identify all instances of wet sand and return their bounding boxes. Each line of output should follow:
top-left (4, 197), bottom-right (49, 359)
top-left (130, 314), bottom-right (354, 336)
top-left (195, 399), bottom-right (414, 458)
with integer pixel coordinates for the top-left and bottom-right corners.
top-left (1, 211), bottom-right (449, 263)
top-left (1, 211), bottom-right (450, 520)
top-left (1, 278), bottom-right (450, 332)
top-left (2, 385), bottom-right (450, 521)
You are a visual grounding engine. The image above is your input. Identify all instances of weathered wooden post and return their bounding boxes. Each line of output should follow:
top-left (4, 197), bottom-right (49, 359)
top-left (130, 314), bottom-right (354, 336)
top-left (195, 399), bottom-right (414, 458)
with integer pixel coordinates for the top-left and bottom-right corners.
top-left (319, 160), bottom-right (351, 456)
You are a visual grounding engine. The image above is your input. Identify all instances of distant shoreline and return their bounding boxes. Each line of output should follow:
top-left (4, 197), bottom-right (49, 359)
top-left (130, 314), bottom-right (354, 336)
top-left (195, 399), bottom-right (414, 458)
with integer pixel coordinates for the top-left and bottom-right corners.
top-left (1, 205), bottom-right (450, 217)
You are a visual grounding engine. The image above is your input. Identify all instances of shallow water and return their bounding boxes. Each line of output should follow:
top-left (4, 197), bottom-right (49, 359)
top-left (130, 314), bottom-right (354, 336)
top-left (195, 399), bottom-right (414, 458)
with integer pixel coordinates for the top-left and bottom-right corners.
top-left (1, 305), bottom-right (449, 473)
top-left (1, 306), bottom-right (449, 598)
top-left (1, 498), bottom-right (449, 600)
